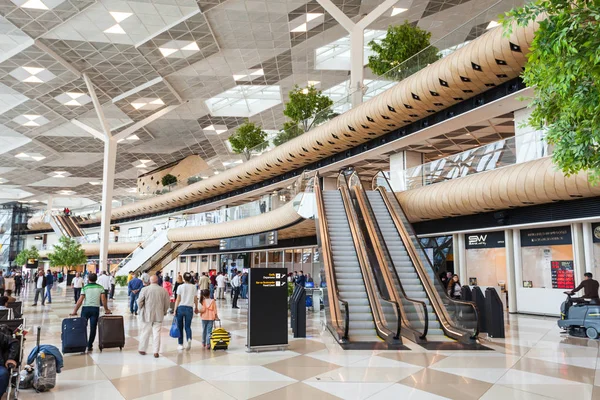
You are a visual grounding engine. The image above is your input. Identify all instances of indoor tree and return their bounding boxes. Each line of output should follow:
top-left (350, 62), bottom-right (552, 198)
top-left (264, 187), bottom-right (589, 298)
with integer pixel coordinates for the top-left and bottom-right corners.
top-left (47, 236), bottom-right (87, 271)
top-left (274, 85), bottom-right (335, 145)
top-left (228, 120), bottom-right (267, 160)
top-left (502, 1), bottom-right (600, 181)
top-left (15, 246), bottom-right (40, 267)
top-left (161, 174), bottom-right (177, 187)
top-left (367, 21), bottom-right (439, 79)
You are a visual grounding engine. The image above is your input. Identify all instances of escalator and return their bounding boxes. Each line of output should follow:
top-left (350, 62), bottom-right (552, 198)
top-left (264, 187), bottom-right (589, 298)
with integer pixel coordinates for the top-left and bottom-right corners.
top-left (116, 230), bottom-right (191, 276)
top-left (316, 174), bottom-right (402, 347)
top-left (49, 215), bottom-right (86, 239)
top-left (359, 171), bottom-right (479, 343)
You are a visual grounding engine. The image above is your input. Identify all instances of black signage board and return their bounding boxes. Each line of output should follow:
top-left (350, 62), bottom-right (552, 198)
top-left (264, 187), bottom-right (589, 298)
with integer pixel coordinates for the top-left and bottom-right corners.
top-left (248, 268), bottom-right (288, 349)
top-left (220, 231), bottom-right (277, 251)
top-left (25, 259), bottom-right (38, 269)
top-left (593, 223), bottom-right (600, 243)
top-left (520, 226), bottom-right (572, 247)
top-left (465, 231), bottom-right (505, 249)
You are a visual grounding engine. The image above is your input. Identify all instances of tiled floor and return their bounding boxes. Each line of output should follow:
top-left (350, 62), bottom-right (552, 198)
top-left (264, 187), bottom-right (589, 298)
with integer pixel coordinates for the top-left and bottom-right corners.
top-left (13, 283), bottom-right (600, 399)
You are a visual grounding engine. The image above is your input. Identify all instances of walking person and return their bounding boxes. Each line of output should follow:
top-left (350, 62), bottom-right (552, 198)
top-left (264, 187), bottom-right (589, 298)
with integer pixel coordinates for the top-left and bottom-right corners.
top-left (72, 272), bottom-right (83, 303)
top-left (70, 273), bottom-right (111, 352)
top-left (137, 275), bottom-right (170, 358)
top-left (31, 271), bottom-right (46, 306)
top-left (241, 272), bottom-right (248, 299)
top-left (173, 274), bottom-right (183, 301)
top-left (44, 269), bottom-right (53, 304)
top-left (14, 273), bottom-right (22, 297)
top-left (198, 289), bottom-right (218, 350)
top-left (215, 272), bottom-right (226, 300)
top-left (98, 271), bottom-right (111, 303)
top-left (209, 273), bottom-right (216, 299)
top-left (447, 274), bottom-right (462, 299)
top-left (231, 271), bottom-right (242, 309)
top-left (109, 272), bottom-right (116, 299)
top-left (198, 272), bottom-right (210, 292)
top-left (128, 273), bottom-right (144, 315)
top-left (174, 272), bottom-right (198, 351)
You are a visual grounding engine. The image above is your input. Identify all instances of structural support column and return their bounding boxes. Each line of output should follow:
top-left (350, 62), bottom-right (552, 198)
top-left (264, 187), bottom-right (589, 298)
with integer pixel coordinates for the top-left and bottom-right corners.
top-left (512, 229), bottom-right (522, 313)
top-left (317, 0), bottom-right (398, 107)
top-left (98, 137), bottom-right (117, 272)
top-left (505, 229), bottom-right (517, 313)
top-left (582, 222), bottom-right (595, 274)
top-left (572, 223), bottom-right (586, 284)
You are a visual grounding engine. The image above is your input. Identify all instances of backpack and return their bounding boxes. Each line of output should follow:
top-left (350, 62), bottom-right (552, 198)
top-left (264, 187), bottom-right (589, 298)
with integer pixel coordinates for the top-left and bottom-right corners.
top-left (201, 299), bottom-right (217, 320)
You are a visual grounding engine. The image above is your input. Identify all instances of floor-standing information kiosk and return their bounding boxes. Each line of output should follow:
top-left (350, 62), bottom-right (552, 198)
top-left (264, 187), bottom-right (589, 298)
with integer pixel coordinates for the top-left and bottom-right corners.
top-left (247, 268), bottom-right (288, 351)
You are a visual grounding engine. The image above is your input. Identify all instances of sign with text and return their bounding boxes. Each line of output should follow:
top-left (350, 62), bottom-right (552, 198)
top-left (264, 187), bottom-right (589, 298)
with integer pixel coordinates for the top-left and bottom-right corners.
top-left (248, 268), bottom-right (288, 349)
top-left (220, 231), bottom-right (277, 251)
top-left (465, 231), bottom-right (505, 249)
top-left (551, 260), bottom-right (575, 289)
top-left (520, 226), bottom-right (572, 247)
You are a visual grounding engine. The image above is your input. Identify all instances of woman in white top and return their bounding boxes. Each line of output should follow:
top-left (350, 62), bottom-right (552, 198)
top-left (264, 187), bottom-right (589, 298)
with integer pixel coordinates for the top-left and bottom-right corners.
top-left (174, 272), bottom-right (198, 351)
top-left (72, 272), bottom-right (84, 304)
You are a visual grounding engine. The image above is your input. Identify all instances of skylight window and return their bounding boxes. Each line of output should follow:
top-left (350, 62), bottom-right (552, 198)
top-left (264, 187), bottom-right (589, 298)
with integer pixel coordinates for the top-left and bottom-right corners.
top-left (104, 11), bottom-right (132, 35)
top-left (9, 66), bottom-right (56, 83)
top-left (205, 85), bottom-right (281, 118)
top-left (158, 40), bottom-right (200, 59)
top-left (289, 12), bottom-right (324, 33)
top-left (12, 114), bottom-right (49, 127)
top-left (315, 30), bottom-right (386, 71)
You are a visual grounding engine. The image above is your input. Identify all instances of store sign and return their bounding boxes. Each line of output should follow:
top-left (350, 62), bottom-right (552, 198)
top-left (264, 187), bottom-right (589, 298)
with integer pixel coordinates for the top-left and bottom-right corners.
top-left (551, 260), bottom-right (575, 289)
top-left (219, 231), bottom-right (277, 251)
top-left (247, 268), bottom-right (288, 349)
top-left (592, 223), bottom-right (600, 243)
top-left (465, 231), bottom-right (505, 249)
top-left (25, 258), bottom-right (38, 269)
top-left (520, 226), bottom-right (572, 247)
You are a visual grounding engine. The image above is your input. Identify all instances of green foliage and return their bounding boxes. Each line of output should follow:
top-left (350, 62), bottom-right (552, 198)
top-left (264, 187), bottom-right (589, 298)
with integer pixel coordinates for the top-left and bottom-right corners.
top-left (15, 246), bottom-right (40, 266)
top-left (161, 174), bottom-right (177, 187)
top-left (502, 1), bottom-right (600, 182)
top-left (115, 275), bottom-right (128, 287)
top-left (228, 120), bottom-right (268, 160)
top-left (368, 21), bottom-right (440, 78)
top-left (274, 85), bottom-right (335, 145)
top-left (288, 282), bottom-right (294, 297)
top-left (47, 236), bottom-right (87, 268)
top-left (187, 176), bottom-right (202, 185)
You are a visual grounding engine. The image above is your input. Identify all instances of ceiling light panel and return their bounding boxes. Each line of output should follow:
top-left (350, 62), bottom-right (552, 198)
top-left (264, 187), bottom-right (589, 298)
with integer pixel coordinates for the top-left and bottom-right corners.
top-left (289, 12), bottom-right (324, 33)
top-left (205, 85), bottom-right (282, 118)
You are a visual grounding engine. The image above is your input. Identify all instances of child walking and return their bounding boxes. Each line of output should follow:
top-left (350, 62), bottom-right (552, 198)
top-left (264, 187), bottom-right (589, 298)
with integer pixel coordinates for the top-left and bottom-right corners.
top-left (198, 289), bottom-right (218, 349)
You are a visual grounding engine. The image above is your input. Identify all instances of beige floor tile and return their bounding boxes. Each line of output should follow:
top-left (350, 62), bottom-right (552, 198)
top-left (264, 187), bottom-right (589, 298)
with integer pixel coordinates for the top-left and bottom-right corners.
top-left (399, 368), bottom-right (493, 400)
top-left (135, 381), bottom-right (235, 400)
top-left (250, 382), bottom-right (342, 399)
top-left (377, 352), bottom-right (447, 367)
top-left (208, 380), bottom-right (296, 400)
top-left (111, 365), bottom-right (202, 400)
top-left (163, 348), bottom-right (228, 365)
top-left (481, 385), bottom-right (555, 399)
top-left (263, 355), bottom-right (342, 380)
top-left (512, 357), bottom-right (595, 385)
top-left (61, 354), bottom-right (97, 371)
top-left (287, 339), bottom-right (327, 354)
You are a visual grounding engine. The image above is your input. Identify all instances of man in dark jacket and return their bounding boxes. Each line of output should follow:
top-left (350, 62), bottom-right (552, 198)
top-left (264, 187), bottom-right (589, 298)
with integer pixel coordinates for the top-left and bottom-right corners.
top-left (32, 271), bottom-right (47, 306)
top-left (0, 326), bottom-right (18, 394)
top-left (44, 269), bottom-right (54, 304)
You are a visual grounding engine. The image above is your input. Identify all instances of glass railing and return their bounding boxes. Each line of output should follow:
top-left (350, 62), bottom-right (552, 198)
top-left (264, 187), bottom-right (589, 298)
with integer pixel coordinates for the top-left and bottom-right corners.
top-left (404, 130), bottom-right (548, 190)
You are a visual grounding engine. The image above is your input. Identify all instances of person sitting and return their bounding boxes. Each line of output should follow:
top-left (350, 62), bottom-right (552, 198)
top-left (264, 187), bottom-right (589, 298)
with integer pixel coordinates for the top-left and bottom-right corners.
top-left (569, 272), bottom-right (600, 304)
top-left (3, 290), bottom-right (15, 303)
top-left (0, 296), bottom-right (8, 310)
top-left (0, 326), bottom-right (18, 395)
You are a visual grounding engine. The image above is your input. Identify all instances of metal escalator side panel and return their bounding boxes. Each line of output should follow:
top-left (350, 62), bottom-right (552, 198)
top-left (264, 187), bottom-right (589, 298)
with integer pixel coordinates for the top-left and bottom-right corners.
top-left (337, 178), bottom-right (399, 344)
top-left (359, 188), bottom-right (429, 342)
top-left (314, 179), bottom-right (349, 342)
top-left (377, 186), bottom-right (479, 341)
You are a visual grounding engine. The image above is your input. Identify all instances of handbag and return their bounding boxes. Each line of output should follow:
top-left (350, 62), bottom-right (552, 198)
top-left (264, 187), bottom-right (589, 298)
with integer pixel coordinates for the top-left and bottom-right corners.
top-left (169, 318), bottom-right (180, 338)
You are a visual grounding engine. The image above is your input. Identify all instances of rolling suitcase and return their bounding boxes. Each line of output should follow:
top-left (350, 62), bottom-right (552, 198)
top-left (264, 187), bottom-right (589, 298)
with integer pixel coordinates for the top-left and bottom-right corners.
top-left (98, 315), bottom-right (125, 351)
top-left (33, 326), bottom-right (56, 392)
top-left (61, 317), bottom-right (88, 354)
top-left (210, 320), bottom-right (230, 351)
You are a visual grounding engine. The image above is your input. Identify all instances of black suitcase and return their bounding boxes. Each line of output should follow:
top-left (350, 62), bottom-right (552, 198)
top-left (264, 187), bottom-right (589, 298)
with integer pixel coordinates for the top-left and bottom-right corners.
top-left (98, 315), bottom-right (125, 351)
top-left (33, 327), bottom-right (56, 392)
top-left (61, 317), bottom-right (88, 353)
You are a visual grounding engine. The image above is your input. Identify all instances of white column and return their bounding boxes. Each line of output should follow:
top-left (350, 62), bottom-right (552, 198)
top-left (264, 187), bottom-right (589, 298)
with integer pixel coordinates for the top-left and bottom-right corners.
top-left (99, 137), bottom-right (117, 272)
top-left (389, 151), bottom-right (424, 191)
top-left (46, 195), bottom-right (53, 213)
top-left (572, 223), bottom-right (586, 284)
top-left (457, 234), bottom-right (467, 280)
top-left (582, 222), bottom-right (594, 274)
top-left (505, 229), bottom-right (517, 313)
top-left (317, 0), bottom-right (397, 107)
top-left (512, 229), bottom-right (523, 313)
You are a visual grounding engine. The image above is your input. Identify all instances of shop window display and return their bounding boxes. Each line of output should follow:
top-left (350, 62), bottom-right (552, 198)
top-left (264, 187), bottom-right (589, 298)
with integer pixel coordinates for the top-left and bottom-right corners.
top-left (520, 226), bottom-right (573, 288)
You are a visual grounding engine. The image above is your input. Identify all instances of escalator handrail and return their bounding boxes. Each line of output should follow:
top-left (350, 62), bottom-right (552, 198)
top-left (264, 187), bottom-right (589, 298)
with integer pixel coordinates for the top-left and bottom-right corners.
top-left (352, 183), bottom-right (429, 340)
top-left (351, 183), bottom-right (414, 340)
top-left (314, 174), bottom-right (349, 342)
top-left (338, 174), bottom-right (400, 342)
top-left (372, 172), bottom-right (479, 339)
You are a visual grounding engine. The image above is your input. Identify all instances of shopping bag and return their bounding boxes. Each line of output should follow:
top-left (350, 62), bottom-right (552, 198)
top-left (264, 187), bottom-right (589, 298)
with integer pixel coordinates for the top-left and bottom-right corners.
top-left (169, 318), bottom-right (180, 338)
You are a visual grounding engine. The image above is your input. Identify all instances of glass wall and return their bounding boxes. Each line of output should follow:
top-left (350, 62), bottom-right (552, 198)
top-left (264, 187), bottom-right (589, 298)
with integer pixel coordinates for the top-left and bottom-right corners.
top-left (464, 231), bottom-right (506, 287)
top-left (420, 235), bottom-right (453, 276)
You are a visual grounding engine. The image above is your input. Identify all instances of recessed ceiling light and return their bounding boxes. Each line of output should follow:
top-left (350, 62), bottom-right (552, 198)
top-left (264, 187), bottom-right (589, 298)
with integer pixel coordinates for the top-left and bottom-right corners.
top-left (67, 92), bottom-right (84, 99)
top-left (89, 181), bottom-right (102, 186)
top-left (250, 69), bottom-right (264, 76)
top-left (131, 102), bottom-right (145, 110)
top-left (486, 21), bottom-right (501, 29)
top-left (159, 48), bottom-right (178, 57)
top-left (391, 7), bottom-right (407, 16)
top-left (149, 99), bottom-right (164, 105)
top-left (181, 42), bottom-right (199, 51)
top-left (20, 0), bottom-right (49, 9)
top-left (232, 74), bottom-right (246, 80)
top-left (291, 23), bottom-right (307, 33)
top-left (22, 67), bottom-right (44, 75)
top-left (306, 13), bottom-right (323, 22)
top-left (126, 134), bottom-right (139, 141)
top-left (109, 11), bottom-right (132, 23)
top-left (22, 76), bottom-right (43, 83)
top-left (104, 24), bottom-right (126, 34)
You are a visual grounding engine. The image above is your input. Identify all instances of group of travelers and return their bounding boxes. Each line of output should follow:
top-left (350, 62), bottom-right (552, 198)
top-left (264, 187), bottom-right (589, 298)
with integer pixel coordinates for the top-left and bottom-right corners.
top-left (288, 271), bottom-right (313, 287)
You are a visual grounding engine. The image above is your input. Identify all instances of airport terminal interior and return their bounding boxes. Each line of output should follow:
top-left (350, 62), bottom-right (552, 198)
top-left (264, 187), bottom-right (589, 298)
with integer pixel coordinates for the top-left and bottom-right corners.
top-left (0, 0), bottom-right (598, 398)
